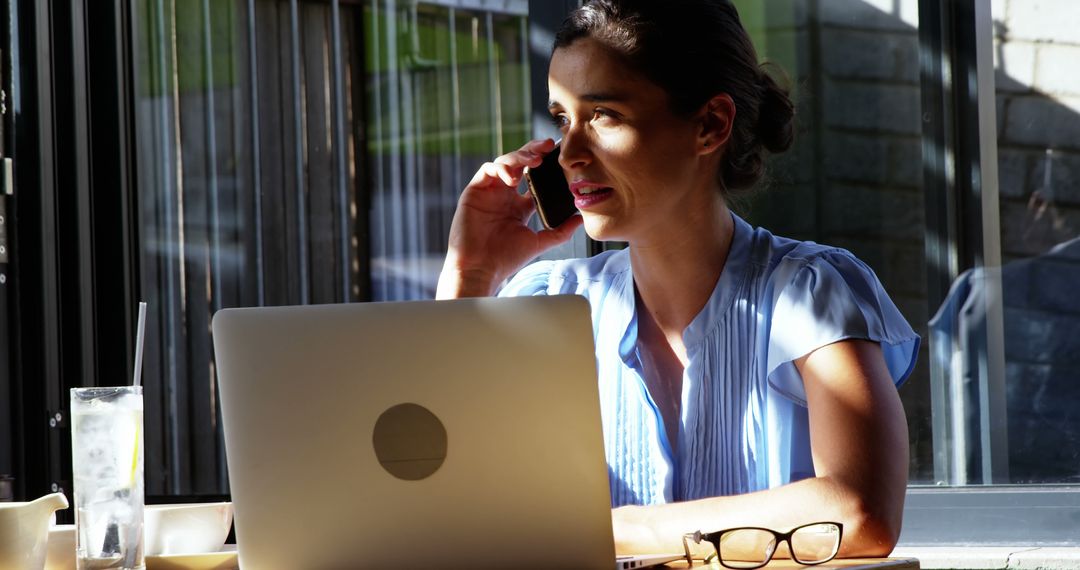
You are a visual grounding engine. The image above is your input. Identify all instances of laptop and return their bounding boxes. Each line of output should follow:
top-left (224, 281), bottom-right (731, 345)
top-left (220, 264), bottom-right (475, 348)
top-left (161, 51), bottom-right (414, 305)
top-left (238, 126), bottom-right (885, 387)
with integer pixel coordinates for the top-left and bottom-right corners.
top-left (212, 296), bottom-right (682, 569)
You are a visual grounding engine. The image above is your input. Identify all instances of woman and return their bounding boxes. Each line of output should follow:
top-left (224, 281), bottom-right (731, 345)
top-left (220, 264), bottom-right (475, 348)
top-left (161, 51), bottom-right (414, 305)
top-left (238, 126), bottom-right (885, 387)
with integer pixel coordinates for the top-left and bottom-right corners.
top-left (437, 0), bottom-right (920, 558)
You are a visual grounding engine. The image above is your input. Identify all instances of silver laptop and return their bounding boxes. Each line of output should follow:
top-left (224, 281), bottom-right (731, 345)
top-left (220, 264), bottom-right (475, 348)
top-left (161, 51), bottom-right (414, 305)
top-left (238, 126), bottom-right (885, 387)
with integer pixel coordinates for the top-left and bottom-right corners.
top-left (213, 296), bottom-right (678, 569)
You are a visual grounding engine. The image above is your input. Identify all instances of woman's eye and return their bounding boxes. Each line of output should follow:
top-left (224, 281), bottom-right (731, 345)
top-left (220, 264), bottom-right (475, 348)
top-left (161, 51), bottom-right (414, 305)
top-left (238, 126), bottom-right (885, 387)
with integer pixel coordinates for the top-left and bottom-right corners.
top-left (592, 108), bottom-right (617, 123)
top-left (548, 109), bottom-right (616, 129)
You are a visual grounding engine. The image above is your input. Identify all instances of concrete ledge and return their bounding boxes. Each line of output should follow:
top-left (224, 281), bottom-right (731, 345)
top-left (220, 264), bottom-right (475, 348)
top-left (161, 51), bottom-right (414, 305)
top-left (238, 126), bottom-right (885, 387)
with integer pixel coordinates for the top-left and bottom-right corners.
top-left (891, 547), bottom-right (1080, 570)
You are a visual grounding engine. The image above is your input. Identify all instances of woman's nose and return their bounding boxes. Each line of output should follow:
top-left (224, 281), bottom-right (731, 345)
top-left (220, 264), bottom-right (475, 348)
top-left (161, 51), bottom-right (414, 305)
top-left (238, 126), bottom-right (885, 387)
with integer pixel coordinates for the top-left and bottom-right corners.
top-left (558, 124), bottom-right (592, 171)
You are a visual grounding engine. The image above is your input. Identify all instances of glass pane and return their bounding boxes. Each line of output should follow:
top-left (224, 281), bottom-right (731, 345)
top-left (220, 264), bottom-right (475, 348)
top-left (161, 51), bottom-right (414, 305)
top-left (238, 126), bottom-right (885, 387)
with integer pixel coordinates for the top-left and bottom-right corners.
top-left (981, 1), bottom-right (1079, 484)
top-left (364, 3), bottom-right (530, 301)
top-left (132, 0), bottom-right (365, 495)
top-left (734, 0), bottom-right (932, 482)
top-left (132, 0), bottom-right (530, 496)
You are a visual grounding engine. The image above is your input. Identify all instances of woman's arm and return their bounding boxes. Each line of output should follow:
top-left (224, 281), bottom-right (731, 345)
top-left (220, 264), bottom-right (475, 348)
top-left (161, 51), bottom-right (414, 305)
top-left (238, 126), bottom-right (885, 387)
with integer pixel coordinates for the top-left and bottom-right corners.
top-left (612, 339), bottom-right (909, 558)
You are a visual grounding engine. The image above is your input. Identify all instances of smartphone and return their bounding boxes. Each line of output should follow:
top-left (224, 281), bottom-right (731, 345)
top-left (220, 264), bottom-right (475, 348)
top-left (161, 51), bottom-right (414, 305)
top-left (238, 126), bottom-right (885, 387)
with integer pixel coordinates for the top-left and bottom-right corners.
top-left (524, 143), bottom-right (578, 229)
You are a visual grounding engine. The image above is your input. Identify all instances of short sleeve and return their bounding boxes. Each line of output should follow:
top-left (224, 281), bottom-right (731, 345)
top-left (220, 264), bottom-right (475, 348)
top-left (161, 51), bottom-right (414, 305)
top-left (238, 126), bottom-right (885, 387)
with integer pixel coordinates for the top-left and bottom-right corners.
top-left (766, 250), bottom-right (921, 405)
top-left (497, 260), bottom-right (556, 297)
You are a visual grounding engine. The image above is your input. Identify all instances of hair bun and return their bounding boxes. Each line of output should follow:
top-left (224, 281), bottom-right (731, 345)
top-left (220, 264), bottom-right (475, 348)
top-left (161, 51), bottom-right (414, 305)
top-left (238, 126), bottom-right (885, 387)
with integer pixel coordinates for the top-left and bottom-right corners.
top-left (756, 66), bottom-right (795, 154)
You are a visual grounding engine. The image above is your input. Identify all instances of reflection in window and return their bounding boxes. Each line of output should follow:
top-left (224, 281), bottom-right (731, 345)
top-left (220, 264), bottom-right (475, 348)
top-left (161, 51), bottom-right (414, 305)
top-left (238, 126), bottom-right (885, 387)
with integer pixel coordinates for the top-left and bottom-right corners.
top-left (365, 2), bottom-right (530, 300)
top-left (134, 0), bottom-right (367, 495)
top-left (132, 0), bottom-right (527, 495)
top-left (928, 2), bottom-right (1080, 485)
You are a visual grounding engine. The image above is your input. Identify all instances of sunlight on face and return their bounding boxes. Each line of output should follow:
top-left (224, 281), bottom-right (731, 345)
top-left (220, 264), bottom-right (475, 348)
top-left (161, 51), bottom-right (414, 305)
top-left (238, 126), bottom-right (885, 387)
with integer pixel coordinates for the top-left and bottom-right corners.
top-left (547, 37), bottom-right (721, 244)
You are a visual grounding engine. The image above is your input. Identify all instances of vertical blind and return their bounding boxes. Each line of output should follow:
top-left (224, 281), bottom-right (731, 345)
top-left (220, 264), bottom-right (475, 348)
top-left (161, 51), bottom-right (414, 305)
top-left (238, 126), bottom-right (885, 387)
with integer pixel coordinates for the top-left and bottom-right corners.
top-left (367, 2), bottom-right (530, 299)
top-left (131, 0), bottom-right (529, 495)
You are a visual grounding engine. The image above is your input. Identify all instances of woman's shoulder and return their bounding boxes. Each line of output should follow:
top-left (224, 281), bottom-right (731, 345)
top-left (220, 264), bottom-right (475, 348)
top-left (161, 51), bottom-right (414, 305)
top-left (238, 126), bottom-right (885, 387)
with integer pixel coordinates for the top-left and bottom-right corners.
top-left (746, 222), bottom-right (921, 399)
top-left (499, 248), bottom-right (631, 297)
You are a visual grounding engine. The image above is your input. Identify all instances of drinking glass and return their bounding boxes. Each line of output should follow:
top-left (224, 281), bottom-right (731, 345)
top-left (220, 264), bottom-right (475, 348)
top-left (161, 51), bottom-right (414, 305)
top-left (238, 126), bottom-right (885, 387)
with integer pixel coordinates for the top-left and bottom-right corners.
top-left (71, 386), bottom-right (145, 569)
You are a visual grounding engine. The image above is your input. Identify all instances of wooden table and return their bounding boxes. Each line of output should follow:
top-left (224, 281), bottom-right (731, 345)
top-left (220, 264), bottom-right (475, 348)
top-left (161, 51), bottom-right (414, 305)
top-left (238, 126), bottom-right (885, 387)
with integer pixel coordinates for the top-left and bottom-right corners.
top-left (674, 557), bottom-right (920, 569)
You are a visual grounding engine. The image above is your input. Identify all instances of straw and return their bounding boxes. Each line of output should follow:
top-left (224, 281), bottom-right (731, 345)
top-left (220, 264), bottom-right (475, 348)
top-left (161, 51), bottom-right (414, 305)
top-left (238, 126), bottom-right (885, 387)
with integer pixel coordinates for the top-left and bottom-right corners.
top-left (128, 302), bottom-right (147, 497)
top-left (132, 301), bottom-right (147, 387)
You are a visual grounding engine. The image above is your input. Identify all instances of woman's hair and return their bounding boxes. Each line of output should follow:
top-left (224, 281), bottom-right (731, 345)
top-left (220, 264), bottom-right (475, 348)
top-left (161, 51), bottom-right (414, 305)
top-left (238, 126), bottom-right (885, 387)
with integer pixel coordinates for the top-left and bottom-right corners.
top-left (553, 0), bottom-right (795, 194)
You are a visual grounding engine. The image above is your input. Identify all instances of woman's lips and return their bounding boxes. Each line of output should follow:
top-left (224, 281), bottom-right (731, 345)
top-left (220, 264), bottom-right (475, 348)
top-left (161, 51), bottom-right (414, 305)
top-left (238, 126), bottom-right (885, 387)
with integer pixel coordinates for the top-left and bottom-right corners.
top-left (570, 181), bottom-right (614, 209)
top-left (573, 187), bottom-right (613, 208)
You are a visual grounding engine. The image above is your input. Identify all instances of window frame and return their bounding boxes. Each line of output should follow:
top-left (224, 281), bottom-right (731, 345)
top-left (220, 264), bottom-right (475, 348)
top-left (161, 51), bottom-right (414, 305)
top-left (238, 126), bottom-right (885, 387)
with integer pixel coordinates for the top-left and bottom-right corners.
top-left (901, 487), bottom-right (1080, 546)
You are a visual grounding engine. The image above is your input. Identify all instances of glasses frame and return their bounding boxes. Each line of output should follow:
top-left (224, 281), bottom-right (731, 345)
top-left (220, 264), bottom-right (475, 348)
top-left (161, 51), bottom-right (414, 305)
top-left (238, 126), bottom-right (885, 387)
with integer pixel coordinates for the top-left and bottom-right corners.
top-left (682, 521), bottom-right (844, 569)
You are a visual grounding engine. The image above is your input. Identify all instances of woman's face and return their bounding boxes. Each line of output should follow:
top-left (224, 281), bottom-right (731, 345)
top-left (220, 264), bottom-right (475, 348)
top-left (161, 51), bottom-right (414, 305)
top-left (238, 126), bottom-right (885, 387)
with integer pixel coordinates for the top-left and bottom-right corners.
top-left (548, 37), bottom-right (719, 243)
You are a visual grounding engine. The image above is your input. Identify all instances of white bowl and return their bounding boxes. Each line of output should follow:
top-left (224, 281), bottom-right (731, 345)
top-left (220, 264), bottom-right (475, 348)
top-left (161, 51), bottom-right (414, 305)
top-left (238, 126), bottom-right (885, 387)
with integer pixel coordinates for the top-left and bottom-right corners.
top-left (45, 524), bottom-right (75, 570)
top-left (144, 502), bottom-right (233, 556)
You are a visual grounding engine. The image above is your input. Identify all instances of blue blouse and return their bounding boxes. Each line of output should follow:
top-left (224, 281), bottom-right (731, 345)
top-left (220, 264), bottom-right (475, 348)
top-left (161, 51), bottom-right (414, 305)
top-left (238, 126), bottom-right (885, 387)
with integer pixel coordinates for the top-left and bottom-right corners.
top-left (499, 214), bottom-right (920, 507)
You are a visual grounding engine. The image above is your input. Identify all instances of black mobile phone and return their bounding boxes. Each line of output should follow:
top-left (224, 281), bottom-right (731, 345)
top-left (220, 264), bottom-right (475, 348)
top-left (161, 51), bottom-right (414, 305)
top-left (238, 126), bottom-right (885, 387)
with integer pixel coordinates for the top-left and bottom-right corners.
top-left (524, 144), bottom-right (577, 229)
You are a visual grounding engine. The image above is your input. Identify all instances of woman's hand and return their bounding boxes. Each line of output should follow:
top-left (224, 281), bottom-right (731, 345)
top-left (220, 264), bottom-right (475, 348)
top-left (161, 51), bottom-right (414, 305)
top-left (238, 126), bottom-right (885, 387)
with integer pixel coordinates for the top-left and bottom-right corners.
top-left (436, 138), bottom-right (583, 299)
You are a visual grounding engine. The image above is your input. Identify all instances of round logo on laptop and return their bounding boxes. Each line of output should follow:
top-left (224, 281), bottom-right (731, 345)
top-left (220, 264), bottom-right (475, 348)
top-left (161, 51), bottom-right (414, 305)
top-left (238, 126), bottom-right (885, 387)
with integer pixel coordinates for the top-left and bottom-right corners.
top-left (372, 403), bottom-right (448, 480)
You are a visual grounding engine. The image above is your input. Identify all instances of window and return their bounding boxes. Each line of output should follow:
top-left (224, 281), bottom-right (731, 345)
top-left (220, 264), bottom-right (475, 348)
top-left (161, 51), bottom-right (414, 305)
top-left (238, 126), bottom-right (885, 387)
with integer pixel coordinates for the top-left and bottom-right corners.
top-left (133, 0), bottom-right (367, 495)
top-left (365, 1), bottom-right (531, 300)
top-left (898, 0), bottom-right (1080, 546)
top-left (976, 0), bottom-right (1080, 486)
top-left (129, 0), bottom-right (535, 496)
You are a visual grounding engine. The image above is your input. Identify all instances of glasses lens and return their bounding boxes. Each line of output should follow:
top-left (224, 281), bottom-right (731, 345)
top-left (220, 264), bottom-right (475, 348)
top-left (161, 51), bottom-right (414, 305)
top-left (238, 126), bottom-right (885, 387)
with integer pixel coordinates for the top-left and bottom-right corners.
top-left (717, 529), bottom-right (777, 568)
top-left (790, 523), bottom-right (841, 564)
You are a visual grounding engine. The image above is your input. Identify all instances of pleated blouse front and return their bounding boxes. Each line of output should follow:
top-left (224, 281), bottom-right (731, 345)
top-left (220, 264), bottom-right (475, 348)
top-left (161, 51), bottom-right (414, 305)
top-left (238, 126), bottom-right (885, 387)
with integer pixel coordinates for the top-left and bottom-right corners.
top-left (499, 214), bottom-right (920, 507)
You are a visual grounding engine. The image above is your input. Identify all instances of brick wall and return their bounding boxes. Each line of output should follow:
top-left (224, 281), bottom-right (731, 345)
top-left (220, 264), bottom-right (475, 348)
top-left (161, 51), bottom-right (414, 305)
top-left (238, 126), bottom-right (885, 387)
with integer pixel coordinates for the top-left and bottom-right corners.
top-left (993, 0), bottom-right (1080, 260)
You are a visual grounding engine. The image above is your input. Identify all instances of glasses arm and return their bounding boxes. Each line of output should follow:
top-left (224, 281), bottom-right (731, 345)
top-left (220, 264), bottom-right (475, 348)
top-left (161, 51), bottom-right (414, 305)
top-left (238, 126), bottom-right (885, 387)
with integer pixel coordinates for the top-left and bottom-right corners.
top-left (682, 532), bottom-right (717, 566)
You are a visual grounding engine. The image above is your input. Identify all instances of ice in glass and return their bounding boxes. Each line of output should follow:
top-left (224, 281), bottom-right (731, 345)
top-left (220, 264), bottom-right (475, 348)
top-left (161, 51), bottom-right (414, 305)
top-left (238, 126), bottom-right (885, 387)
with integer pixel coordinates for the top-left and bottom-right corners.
top-left (71, 386), bottom-right (145, 570)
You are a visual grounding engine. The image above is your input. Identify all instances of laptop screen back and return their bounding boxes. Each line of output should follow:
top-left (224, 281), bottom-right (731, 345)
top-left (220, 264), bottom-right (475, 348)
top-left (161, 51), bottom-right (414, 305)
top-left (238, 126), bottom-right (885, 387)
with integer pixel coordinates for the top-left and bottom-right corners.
top-left (212, 296), bottom-right (614, 568)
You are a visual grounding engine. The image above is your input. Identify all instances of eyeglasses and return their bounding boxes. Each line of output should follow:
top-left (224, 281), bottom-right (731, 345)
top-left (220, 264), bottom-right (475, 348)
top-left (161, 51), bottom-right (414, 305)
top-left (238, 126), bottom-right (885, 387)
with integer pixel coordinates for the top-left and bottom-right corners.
top-left (682, 522), bottom-right (843, 569)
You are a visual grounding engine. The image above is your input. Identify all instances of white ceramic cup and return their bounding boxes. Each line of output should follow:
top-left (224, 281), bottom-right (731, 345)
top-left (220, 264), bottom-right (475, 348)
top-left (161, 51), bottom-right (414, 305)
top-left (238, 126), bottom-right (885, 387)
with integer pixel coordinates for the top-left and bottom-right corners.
top-left (143, 502), bottom-right (233, 556)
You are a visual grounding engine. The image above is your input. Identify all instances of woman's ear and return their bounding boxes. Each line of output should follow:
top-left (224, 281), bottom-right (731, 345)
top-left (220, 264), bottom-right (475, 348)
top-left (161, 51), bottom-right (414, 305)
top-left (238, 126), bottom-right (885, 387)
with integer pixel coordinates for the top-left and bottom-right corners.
top-left (697, 93), bottom-right (735, 156)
